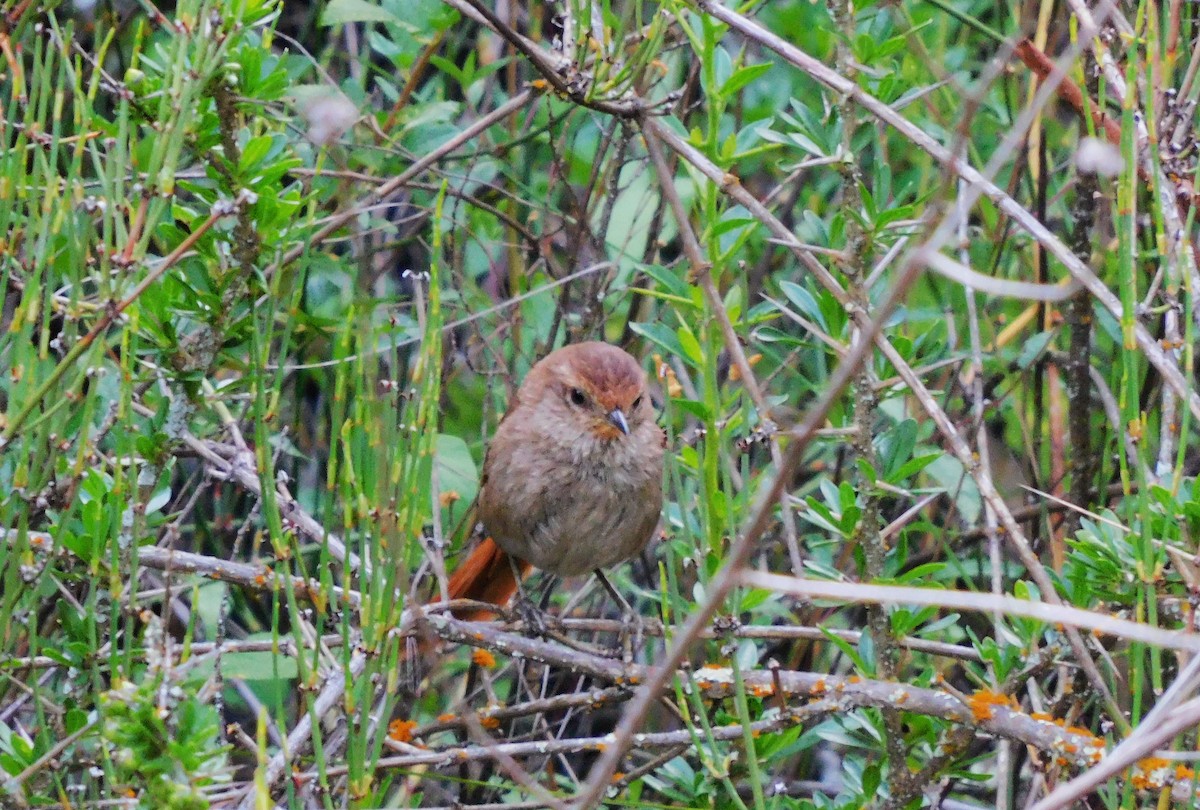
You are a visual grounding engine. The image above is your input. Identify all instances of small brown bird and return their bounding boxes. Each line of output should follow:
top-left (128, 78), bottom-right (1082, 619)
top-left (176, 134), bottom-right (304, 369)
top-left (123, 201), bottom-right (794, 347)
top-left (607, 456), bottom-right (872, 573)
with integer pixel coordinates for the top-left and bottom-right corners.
top-left (446, 342), bottom-right (664, 620)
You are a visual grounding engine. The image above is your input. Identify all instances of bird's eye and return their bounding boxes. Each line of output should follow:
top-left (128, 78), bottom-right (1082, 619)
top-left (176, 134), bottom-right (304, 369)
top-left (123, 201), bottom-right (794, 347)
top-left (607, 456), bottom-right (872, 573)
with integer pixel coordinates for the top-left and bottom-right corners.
top-left (569, 387), bottom-right (587, 406)
top-left (631, 395), bottom-right (643, 409)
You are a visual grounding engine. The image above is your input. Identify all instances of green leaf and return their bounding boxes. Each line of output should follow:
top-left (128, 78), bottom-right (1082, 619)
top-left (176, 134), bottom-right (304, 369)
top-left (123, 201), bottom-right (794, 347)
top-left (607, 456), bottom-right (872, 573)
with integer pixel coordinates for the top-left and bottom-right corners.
top-left (436, 433), bottom-right (479, 510)
top-left (65, 708), bottom-right (90, 735)
top-left (630, 321), bottom-right (686, 359)
top-left (321, 0), bottom-right (403, 26)
top-left (719, 62), bottom-right (772, 98)
top-left (779, 280), bottom-right (828, 330)
top-left (821, 625), bottom-right (868, 672)
top-left (925, 456), bottom-right (981, 525)
top-left (1014, 330), bottom-right (1054, 370)
top-left (237, 134), bottom-right (273, 174)
top-left (675, 325), bottom-right (705, 367)
top-left (889, 452), bottom-right (941, 484)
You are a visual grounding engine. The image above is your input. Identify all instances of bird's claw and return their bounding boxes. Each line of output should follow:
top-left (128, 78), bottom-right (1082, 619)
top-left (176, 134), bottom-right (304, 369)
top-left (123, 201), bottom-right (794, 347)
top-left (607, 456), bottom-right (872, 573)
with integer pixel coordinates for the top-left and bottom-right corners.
top-left (512, 593), bottom-right (555, 638)
top-left (616, 608), bottom-right (646, 663)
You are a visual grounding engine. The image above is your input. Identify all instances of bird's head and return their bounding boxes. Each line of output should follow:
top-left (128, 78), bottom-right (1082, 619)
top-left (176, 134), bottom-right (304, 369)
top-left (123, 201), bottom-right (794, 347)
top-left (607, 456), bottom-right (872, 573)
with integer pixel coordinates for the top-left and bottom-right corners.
top-left (520, 342), bottom-right (654, 443)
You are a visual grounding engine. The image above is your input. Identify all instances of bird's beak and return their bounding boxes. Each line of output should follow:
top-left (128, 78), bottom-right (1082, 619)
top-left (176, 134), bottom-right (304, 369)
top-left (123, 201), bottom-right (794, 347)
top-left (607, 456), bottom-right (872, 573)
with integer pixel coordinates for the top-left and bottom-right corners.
top-left (607, 408), bottom-right (630, 436)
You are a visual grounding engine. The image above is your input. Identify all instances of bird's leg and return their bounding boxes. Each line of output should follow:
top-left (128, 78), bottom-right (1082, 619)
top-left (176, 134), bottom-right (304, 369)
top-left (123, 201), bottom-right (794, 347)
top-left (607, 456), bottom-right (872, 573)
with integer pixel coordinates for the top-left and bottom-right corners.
top-left (593, 569), bottom-right (643, 663)
top-left (510, 556), bottom-right (555, 637)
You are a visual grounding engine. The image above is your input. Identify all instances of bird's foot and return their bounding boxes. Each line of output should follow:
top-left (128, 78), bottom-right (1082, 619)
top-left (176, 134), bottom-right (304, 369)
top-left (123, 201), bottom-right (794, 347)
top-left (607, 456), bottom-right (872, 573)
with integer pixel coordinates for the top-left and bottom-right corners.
top-left (511, 592), bottom-right (556, 638)
top-left (616, 608), bottom-right (645, 664)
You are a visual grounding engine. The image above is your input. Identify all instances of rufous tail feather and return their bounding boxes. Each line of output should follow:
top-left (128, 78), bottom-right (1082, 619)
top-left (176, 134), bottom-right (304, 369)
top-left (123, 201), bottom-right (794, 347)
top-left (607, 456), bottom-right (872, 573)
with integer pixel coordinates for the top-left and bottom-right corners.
top-left (442, 537), bottom-right (531, 622)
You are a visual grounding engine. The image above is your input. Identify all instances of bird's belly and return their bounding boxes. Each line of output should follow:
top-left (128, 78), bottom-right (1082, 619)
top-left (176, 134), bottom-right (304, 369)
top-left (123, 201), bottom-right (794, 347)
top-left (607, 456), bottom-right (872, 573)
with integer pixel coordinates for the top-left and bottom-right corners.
top-left (509, 462), bottom-right (656, 576)
top-left (528, 496), bottom-right (649, 576)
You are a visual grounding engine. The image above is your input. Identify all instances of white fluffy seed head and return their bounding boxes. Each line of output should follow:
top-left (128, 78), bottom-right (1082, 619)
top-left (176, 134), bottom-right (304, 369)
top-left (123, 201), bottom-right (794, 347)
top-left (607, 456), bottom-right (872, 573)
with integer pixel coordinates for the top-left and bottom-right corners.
top-left (1076, 136), bottom-right (1124, 177)
top-left (301, 91), bottom-right (359, 146)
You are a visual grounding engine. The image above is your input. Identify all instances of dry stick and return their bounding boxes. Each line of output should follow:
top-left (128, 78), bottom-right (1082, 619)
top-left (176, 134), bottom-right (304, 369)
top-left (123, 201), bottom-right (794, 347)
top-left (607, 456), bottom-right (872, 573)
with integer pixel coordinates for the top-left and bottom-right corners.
top-left (645, 109), bottom-right (1126, 725)
top-left (640, 126), bottom-right (805, 576)
top-left (1012, 40), bottom-right (1122, 145)
top-left (9, 526), bottom-right (364, 610)
top-left (572, 119), bottom-right (933, 810)
top-left (407, 686), bottom-right (635, 739)
top-left (736, 572), bottom-right (1200, 654)
top-left (827, 0), bottom-right (907, 789)
top-left (320, 701), bottom-right (835, 779)
top-left (690, 0), bottom-right (1200, 423)
top-left (1, 635), bottom-right (346, 671)
top-left (402, 614), bottom-right (1111, 771)
top-left (451, 0), bottom-right (641, 118)
top-left (555, 617), bottom-right (980, 660)
top-left (1064, 158), bottom-right (1099, 539)
top-left (459, 712), bottom-right (570, 810)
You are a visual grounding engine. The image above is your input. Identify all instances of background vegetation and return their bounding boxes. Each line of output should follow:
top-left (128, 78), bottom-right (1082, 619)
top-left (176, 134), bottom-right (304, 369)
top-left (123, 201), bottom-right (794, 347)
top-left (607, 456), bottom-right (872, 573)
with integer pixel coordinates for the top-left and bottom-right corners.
top-left (2, 0), bottom-right (1199, 807)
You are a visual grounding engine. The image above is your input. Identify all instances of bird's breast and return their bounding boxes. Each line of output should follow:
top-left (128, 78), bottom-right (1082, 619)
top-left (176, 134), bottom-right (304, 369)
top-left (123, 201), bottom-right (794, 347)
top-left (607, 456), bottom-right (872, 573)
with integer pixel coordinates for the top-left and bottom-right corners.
top-left (480, 426), bottom-right (663, 577)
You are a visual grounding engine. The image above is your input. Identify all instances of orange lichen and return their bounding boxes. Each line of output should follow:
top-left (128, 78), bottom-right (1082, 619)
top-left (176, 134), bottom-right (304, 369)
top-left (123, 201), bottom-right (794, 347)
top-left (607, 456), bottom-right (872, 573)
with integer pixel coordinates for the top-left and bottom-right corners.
top-left (749, 683), bottom-right (775, 697)
top-left (472, 649), bottom-right (496, 668)
top-left (847, 675), bottom-right (861, 684)
top-left (1031, 711), bottom-right (1053, 722)
top-left (479, 714), bottom-right (500, 730)
top-left (388, 719), bottom-right (417, 742)
top-left (1131, 757), bottom-right (1173, 791)
top-left (967, 689), bottom-right (1018, 722)
top-left (810, 679), bottom-right (827, 696)
top-left (439, 490), bottom-right (461, 508)
top-left (655, 355), bottom-right (683, 398)
top-left (729, 354), bottom-right (764, 382)
top-left (437, 713), bottom-right (456, 724)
